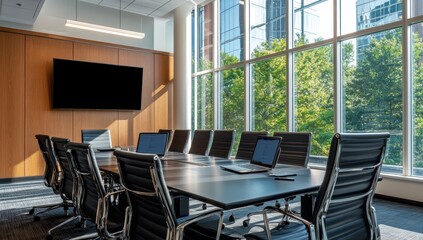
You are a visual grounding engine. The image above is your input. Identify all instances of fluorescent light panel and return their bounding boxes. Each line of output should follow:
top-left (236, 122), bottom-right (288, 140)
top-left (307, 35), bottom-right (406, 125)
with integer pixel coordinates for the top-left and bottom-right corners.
top-left (65, 19), bottom-right (145, 39)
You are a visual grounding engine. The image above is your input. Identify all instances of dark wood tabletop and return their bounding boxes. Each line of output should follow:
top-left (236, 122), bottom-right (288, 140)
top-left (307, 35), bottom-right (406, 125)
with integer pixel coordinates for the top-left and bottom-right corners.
top-left (97, 151), bottom-right (325, 210)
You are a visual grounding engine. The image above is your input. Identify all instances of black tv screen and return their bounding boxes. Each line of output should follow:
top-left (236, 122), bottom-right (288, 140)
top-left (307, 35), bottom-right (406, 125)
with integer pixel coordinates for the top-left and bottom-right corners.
top-left (52, 58), bottom-right (143, 110)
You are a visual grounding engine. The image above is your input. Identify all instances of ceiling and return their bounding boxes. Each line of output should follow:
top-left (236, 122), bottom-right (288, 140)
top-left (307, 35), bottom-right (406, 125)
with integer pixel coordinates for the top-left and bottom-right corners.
top-left (0, 0), bottom-right (205, 25)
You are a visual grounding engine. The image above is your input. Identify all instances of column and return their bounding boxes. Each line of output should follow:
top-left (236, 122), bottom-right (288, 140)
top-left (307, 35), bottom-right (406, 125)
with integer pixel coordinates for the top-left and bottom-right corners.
top-left (173, 2), bottom-right (195, 129)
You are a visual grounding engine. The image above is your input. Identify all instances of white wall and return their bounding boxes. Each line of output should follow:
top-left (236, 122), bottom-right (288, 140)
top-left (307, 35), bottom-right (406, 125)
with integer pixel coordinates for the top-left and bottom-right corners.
top-left (0, 0), bottom-right (174, 52)
top-left (376, 175), bottom-right (423, 202)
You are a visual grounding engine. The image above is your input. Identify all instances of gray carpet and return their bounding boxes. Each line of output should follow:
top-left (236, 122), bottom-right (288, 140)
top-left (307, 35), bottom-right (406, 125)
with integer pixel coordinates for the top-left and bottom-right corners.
top-left (1, 180), bottom-right (422, 240)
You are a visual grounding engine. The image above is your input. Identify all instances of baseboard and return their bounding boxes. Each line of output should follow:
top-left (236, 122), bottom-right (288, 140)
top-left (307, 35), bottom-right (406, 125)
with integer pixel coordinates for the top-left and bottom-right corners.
top-left (375, 193), bottom-right (423, 207)
top-left (0, 176), bottom-right (43, 184)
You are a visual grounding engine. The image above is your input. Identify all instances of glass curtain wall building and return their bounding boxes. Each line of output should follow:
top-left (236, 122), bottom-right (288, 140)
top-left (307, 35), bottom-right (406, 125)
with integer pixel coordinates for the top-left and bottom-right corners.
top-left (192, 0), bottom-right (423, 177)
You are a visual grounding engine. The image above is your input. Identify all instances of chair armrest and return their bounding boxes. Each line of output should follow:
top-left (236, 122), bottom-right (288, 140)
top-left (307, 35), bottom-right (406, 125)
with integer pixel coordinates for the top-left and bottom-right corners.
top-left (175, 208), bottom-right (224, 240)
top-left (262, 206), bottom-right (315, 240)
top-left (96, 189), bottom-right (126, 239)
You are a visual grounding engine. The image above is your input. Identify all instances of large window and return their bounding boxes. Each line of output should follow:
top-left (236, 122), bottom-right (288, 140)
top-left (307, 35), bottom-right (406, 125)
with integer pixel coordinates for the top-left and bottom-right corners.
top-left (192, 0), bottom-right (423, 177)
top-left (251, 57), bottom-right (286, 132)
top-left (412, 23), bottom-right (423, 176)
top-left (197, 2), bottom-right (215, 71)
top-left (294, 45), bottom-right (334, 157)
top-left (192, 74), bottom-right (214, 130)
top-left (250, 0), bottom-right (286, 58)
top-left (220, 0), bottom-right (244, 65)
top-left (342, 29), bottom-right (403, 173)
top-left (220, 67), bottom-right (245, 153)
top-left (293, 0), bottom-right (333, 46)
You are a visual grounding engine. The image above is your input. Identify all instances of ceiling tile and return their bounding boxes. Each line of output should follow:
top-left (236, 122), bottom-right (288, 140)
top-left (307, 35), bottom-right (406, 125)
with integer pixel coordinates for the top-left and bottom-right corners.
top-left (3, 0), bottom-right (42, 10)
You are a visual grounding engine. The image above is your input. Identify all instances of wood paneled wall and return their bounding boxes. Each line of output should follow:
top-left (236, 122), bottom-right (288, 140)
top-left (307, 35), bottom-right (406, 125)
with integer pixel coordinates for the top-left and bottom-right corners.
top-left (0, 29), bottom-right (173, 179)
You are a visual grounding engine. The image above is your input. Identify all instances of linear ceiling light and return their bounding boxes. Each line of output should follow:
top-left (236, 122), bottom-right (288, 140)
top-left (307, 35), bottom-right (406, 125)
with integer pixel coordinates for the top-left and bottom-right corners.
top-left (65, 19), bottom-right (145, 39)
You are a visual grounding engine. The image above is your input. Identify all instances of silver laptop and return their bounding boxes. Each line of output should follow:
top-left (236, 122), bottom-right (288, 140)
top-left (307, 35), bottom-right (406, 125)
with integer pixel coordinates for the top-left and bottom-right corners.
top-left (136, 133), bottom-right (169, 156)
top-left (220, 136), bottom-right (282, 174)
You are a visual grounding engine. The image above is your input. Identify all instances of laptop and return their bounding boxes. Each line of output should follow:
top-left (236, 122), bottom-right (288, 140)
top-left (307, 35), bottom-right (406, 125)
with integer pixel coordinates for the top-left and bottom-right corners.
top-left (220, 136), bottom-right (282, 174)
top-left (136, 133), bottom-right (169, 156)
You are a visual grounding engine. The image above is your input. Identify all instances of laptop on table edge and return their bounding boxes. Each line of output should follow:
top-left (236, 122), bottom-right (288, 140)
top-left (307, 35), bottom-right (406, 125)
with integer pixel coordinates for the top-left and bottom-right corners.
top-left (220, 135), bottom-right (282, 174)
top-left (136, 132), bottom-right (169, 157)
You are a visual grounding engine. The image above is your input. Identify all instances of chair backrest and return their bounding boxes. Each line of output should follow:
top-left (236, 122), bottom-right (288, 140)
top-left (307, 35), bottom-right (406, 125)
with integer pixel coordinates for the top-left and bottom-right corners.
top-left (235, 131), bottom-right (269, 160)
top-left (66, 142), bottom-right (106, 221)
top-left (312, 132), bottom-right (390, 240)
top-left (35, 134), bottom-right (59, 189)
top-left (168, 129), bottom-right (191, 153)
top-left (273, 132), bottom-right (311, 167)
top-left (208, 130), bottom-right (236, 159)
top-left (158, 129), bottom-right (173, 148)
top-left (114, 150), bottom-right (177, 240)
top-left (81, 129), bottom-right (112, 150)
top-left (188, 130), bottom-right (213, 155)
top-left (51, 137), bottom-right (74, 201)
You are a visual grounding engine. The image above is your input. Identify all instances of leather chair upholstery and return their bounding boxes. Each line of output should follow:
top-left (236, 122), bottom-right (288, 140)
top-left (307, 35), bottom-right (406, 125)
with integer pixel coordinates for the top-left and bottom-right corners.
top-left (188, 130), bottom-right (213, 155)
top-left (235, 131), bottom-right (269, 160)
top-left (245, 132), bottom-right (390, 240)
top-left (114, 150), bottom-right (224, 240)
top-left (168, 129), bottom-right (191, 153)
top-left (208, 130), bottom-right (236, 159)
top-left (81, 129), bottom-right (112, 150)
top-left (66, 142), bottom-right (125, 239)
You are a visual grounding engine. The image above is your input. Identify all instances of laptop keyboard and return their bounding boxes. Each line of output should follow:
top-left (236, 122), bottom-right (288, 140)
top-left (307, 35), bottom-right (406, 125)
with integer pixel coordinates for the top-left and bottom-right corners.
top-left (238, 164), bottom-right (266, 171)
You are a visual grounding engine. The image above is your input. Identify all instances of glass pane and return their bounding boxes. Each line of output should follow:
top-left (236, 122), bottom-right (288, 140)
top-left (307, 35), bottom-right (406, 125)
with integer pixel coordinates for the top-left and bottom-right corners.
top-left (198, 2), bottom-right (214, 71)
top-left (220, 0), bottom-right (245, 65)
top-left (341, 0), bottom-right (402, 35)
top-left (192, 74), bottom-right (214, 130)
top-left (251, 58), bottom-right (286, 132)
top-left (342, 29), bottom-right (403, 174)
top-left (293, 0), bottom-right (333, 47)
top-left (412, 23), bottom-right (423, 176)
top-left (220, 67), bottom-right (245, 153)
top-left (294, 44), bottom-right (334, 165)
top-left (250, 0), bottom-right (286, 58)
top-left (411, 0), bottom-right (423, 18)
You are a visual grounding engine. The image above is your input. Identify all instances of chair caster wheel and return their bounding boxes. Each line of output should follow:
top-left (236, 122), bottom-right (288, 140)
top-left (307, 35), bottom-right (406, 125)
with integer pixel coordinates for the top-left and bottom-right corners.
top-left (34, 215), bottom-right (40, 222)
top-left (243, 219), bottom-right (250, 227)
top-left (46, 234), bottom-right (53, 240)
top-left (228, 214), bottom-right (235, 223)
top-left (221, 223), bottom-right (225, 230)
top-left (29, 209), bottom-right (35, 215)
top-left (202, 203), bottom-right (207, 210)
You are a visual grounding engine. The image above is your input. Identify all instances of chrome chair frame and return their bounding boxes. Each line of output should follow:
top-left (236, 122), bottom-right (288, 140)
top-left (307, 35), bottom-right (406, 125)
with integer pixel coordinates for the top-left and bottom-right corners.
top-left (30, 135), bottom-right (71, 221)
top-left (66, 142), bottom-right (124, 240)
top-left (245, 132), bottom-right (389, 240)
top-left (115, 150), bottom-right (224, 240)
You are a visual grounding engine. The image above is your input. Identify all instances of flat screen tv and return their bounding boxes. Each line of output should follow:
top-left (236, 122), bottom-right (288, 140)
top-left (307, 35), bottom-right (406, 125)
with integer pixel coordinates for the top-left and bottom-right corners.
top-left (52, 58), bottom-right (143, 110)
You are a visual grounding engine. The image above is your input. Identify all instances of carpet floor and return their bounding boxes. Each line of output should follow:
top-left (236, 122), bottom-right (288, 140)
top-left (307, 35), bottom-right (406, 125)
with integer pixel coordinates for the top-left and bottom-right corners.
top-left (1, 180), bottom-right (422, 240)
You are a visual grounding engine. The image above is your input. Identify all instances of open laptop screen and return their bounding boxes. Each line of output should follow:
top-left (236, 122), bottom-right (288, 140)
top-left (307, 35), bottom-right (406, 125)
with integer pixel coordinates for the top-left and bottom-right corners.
top-left (250, 136), bottom-right (281, 167)
top-left (136, 133), bottom-right (168, 156)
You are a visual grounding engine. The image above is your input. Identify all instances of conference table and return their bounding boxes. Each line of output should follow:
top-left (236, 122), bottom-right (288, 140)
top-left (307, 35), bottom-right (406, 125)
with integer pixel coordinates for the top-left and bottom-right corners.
top-left (96, 151), bottom-right (325, 215)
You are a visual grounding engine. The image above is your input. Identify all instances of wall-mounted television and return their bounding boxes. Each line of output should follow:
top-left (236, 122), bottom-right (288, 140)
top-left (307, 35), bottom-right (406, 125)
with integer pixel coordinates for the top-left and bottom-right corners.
top-left (52, 58), bottom-right (143, 110)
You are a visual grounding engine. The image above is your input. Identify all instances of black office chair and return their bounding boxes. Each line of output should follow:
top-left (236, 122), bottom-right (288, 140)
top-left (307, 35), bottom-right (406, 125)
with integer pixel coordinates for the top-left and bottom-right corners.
top-left (245, 132), bottom-right (390, 240)
top-left (235, 131), bottom-right (269, 160)
top-left (208, 130), bottom-right (236, 159)
top-left (81, 129), bottom-right (112, 150)
top-left (188, 130), bottom-right (213, 155)
top-left (168, 129), bottom-right (191, 153)
top-left (29, 135), bottom-right (69, 221)
top-left (243, 132), bottom-right (312, 227)
top-left (46, 137), bottom-right (80, 239)
top-left (114, 150), bottom-right (225, 240)
top-left (159, 129), bottom-right (174, 148)
top-left (66, 142), bottom-right (126, 239)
